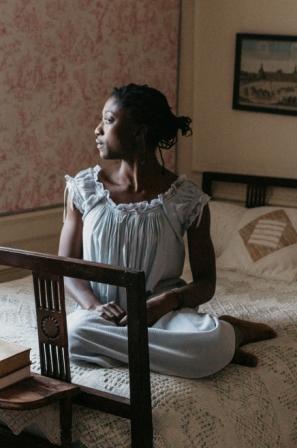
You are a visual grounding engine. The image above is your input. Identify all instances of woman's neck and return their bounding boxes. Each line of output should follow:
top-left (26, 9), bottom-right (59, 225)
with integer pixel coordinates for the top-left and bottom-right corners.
top-left (117, 155), bottom-right (162, 193)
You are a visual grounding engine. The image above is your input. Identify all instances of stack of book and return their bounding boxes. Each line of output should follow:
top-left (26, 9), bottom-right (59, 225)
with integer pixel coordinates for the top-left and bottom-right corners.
top-left (0, 339), bottom-right (31, 390)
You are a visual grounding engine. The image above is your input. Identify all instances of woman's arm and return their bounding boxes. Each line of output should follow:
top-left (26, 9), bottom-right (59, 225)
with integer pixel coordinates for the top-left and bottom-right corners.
top-left (184, 203), bottom-right (216, 306)
top-left (58, 197), bottom-right (100, 309)
top-left (138, 204), bottom-right (216, 326)
top-left (59, 197), bottom-right (126, 321)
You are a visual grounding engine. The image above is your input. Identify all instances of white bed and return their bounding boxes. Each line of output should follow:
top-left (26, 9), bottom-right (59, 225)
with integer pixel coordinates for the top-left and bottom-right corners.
top-left (0, 268), bottom-right (297, 447)
top-left (0, 172), bottom-right (297, 447)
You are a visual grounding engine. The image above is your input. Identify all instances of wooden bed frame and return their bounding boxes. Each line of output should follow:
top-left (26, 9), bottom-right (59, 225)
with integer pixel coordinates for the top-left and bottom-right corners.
top-left (202, 171), bottom-right (297, 207)
top-left (0, 171), bottom-right (297, 447)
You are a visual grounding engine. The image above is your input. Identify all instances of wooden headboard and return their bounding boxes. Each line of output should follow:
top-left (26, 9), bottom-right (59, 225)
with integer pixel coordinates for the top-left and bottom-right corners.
top-left (202, 172), bottom-right (297, 208)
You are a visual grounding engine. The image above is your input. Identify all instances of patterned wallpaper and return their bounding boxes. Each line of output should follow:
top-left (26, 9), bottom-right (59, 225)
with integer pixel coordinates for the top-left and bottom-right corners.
top-left (0, 0), bottom-right (180, 213)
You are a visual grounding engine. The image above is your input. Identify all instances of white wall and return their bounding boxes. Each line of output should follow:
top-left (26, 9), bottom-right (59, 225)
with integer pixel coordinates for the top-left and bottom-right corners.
top-left (178, 0), bottom-right (297, 179)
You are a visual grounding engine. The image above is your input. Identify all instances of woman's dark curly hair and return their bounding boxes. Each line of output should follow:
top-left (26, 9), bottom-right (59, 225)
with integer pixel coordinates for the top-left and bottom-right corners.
top-left (111, 84), bottom-right (192, 151)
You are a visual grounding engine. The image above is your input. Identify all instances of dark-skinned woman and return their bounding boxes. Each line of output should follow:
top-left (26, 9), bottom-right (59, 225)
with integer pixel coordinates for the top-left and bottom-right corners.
top-left (59, 84), bottom-right (276, 378)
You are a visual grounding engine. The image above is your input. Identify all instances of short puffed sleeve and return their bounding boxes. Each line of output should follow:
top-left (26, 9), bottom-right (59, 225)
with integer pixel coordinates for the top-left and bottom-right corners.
top-left (64, 166), bottom-right (106, 218)
top-left (164, 178), bottom-right (210, 235)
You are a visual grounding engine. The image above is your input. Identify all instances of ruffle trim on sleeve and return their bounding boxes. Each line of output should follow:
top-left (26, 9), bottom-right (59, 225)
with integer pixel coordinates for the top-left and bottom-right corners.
top-left (64, 166), bottom-right (107, 218)
top-left (186, 190), bottom-right (210, 229)
top-left (64, 174), bottom-right (84, 215)
top-left (165, 179), bottom-right (210, 233)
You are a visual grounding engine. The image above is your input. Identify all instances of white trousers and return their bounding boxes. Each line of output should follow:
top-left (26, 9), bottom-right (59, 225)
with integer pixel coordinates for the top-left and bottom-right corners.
top-left (67, 308), bottom-right (235, 379)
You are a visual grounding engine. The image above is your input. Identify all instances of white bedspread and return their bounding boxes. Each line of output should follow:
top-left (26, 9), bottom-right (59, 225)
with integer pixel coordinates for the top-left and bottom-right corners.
top-left (0, 272), bottom-right (297, 447)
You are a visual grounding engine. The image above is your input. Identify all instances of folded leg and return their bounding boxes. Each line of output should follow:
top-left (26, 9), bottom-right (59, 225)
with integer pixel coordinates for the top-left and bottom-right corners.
top-left (67, 308), bottom-right (236, 379)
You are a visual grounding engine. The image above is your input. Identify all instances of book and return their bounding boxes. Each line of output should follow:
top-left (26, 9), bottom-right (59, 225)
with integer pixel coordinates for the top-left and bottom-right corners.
top-left (0, 339), bottom-right (31, 378)
top-left (0, 365), bottom-right (31, 390)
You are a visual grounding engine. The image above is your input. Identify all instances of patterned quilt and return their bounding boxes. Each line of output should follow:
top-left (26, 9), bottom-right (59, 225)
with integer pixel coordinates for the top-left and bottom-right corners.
top-left (0, 271), bottom-right (296, 448)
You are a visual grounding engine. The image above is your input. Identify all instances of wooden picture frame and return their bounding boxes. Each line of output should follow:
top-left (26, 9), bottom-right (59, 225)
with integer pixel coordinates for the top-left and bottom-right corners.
top-left (233, 33), bottom-right (297, 116)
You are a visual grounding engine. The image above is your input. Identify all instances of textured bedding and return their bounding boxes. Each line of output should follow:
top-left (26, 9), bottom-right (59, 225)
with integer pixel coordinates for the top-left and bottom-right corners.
top-left (0, 271), bottom-right (297, 447)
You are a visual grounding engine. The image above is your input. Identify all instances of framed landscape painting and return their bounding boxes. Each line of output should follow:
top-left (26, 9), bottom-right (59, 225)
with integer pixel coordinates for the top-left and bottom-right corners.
top-left (233, 33), bottom-right (297, 116)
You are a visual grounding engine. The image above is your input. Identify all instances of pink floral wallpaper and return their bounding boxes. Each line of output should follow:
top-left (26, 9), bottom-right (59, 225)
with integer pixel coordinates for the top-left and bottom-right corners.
top-left (0, 0), bottom-right (180, 213)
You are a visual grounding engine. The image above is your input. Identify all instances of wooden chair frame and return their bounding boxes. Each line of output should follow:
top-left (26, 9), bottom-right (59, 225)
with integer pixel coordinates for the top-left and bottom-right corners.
top-left (0, 247), bottom-right (153, 448)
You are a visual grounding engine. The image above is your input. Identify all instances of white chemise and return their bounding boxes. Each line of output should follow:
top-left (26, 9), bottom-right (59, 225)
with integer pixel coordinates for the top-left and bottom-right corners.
top-left (65, 166), bottom-right (235, 378)
top-left (65, 165), bottom-right (209, 308)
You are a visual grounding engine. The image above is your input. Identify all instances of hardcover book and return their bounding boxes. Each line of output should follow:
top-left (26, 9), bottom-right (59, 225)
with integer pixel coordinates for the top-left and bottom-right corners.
top-left (0, 339), bottom-right (31, 378)
top-left (0, 365), bottom-right (31, 390)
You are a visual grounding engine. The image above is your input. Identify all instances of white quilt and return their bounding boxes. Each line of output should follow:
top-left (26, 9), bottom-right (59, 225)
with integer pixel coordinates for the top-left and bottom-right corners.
top-left (0, 272), bottom-right (297, 448)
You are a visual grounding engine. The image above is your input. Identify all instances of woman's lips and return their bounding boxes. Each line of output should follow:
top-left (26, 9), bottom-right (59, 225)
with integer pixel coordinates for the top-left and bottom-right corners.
top-left (96, 140), bottom-right (104, 148)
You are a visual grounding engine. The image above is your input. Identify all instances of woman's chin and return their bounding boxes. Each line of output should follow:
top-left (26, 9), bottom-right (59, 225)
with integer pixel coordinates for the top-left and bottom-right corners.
top-left (98, 147), bottom-right (108, 158)
top-left (99, 153), bottom-right (112, 160)
top-left (98, 149), bottom-right (120, 161)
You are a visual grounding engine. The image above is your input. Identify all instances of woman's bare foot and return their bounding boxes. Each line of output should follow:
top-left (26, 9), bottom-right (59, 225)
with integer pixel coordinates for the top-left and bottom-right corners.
top-left (232, 348), bottom-right (258, 367)
top-left (220, 316), bottom-right (276, 368)
top-left (220, 315), bottom-right (277, 346)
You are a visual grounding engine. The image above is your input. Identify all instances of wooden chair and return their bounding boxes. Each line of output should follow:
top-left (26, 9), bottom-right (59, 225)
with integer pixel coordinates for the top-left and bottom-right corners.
top-left (0, 247), bottom-right (153, 448)
top-left (0, 373), bottom-right (79, 447)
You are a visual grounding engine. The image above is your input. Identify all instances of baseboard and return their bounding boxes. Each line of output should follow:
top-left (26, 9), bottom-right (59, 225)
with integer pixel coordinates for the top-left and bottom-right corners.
top-left (0, 206), bottom-right (63, 282)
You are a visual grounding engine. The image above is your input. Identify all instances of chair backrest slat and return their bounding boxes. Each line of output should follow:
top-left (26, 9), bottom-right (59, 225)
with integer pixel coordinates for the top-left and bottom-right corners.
top-left (32, 272), bottom-right (71, 381)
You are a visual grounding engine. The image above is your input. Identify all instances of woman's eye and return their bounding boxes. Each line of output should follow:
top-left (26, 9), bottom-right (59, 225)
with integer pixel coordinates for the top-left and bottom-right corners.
top-left (104, 117), bottom-right (113, 124)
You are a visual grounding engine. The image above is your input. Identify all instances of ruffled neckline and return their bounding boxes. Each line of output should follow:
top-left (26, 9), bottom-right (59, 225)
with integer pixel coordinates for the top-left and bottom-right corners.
top-left (93, 165), bottom-right (187, 212)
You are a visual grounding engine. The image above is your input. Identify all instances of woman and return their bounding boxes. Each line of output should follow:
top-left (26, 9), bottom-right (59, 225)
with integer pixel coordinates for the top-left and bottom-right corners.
top-left (59, 84), bottom-right (275, 378)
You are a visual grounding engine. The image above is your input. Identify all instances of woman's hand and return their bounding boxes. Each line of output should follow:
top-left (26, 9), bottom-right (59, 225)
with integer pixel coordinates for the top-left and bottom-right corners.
top-left (94, 302), bottom-right (126, 325)
top-left (118, 291), bottom-right (178, 327)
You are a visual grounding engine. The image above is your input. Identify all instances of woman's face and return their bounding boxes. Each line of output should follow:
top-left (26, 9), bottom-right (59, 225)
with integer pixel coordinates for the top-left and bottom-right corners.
top-left (94, 97), bottom-right (138, 160)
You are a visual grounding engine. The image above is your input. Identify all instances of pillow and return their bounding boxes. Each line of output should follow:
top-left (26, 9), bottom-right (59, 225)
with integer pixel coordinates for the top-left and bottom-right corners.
top-left (209, 201), bottom-right (246, 257)
top-left (217, 206), bottom-right (297, 281)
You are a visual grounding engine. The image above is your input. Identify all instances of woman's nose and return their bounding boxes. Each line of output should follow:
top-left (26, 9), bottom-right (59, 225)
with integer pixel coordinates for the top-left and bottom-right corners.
top-left (94, 123), bottom-right (103, 136)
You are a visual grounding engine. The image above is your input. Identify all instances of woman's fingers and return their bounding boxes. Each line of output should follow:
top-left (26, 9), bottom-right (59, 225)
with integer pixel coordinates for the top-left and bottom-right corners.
top-left (99, 307), bottom-right (114, 319)
top-left (108, 303), bottom-right (126, 318)
top-left (118, 315), bottom-right (128, 326)
top-left (95, 302), bottom-right (126, 323)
